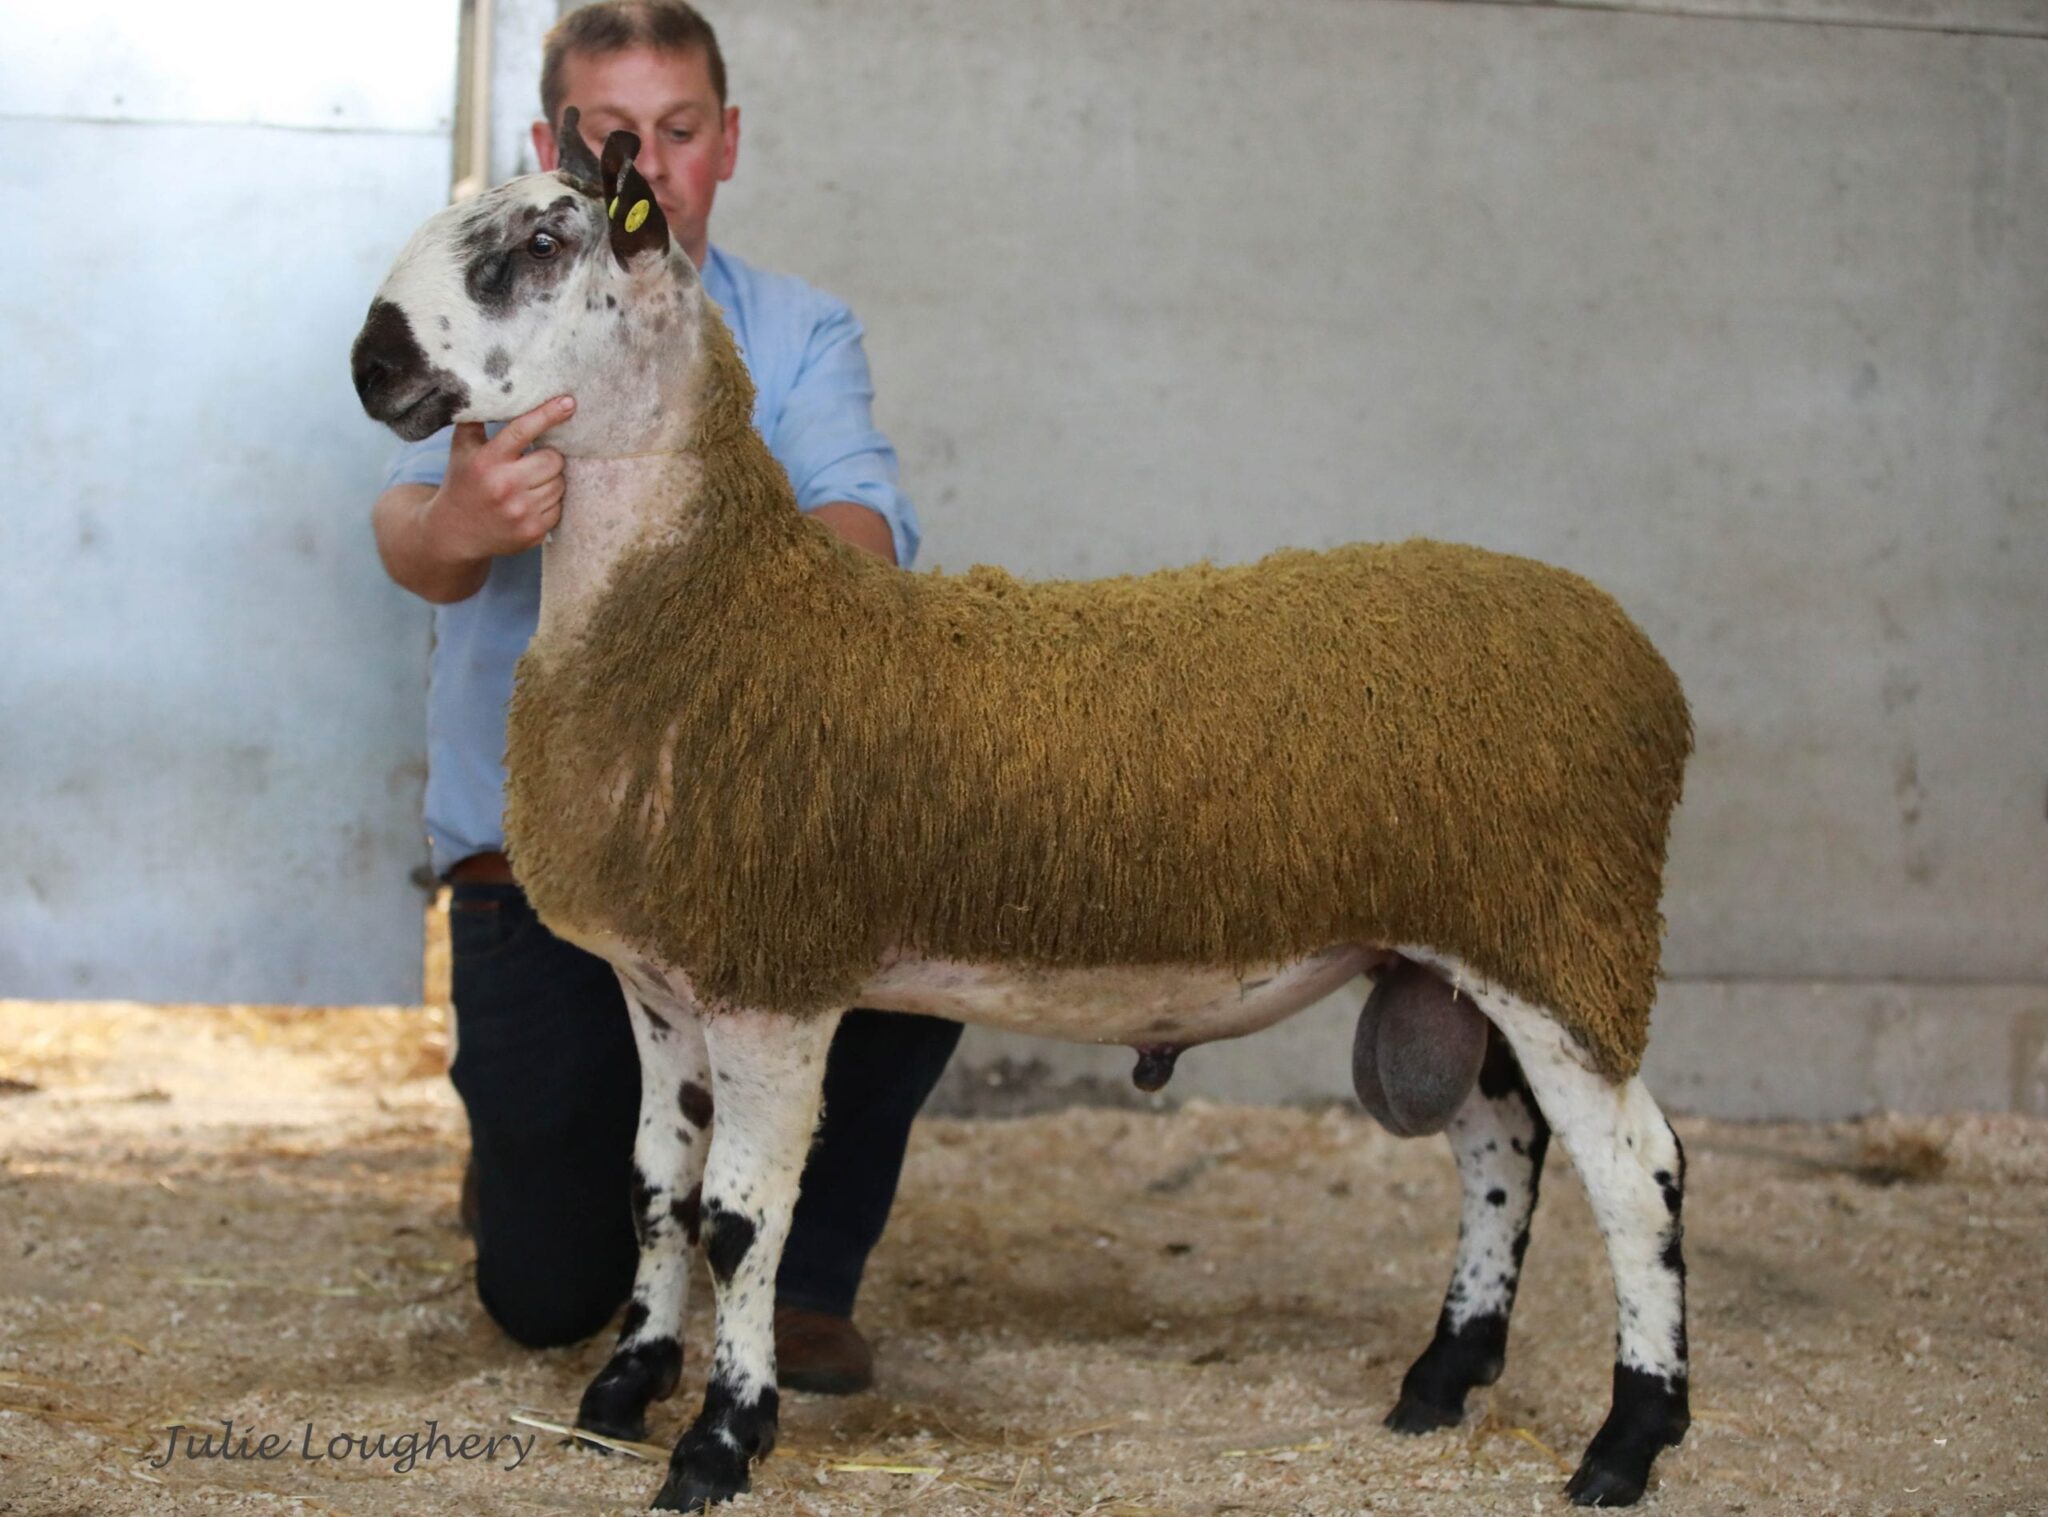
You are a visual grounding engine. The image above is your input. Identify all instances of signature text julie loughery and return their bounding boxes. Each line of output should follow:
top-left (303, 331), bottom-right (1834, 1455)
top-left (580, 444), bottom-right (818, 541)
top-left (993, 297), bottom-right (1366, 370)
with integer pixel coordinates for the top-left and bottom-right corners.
top-left (146, 1419), bottom-right (536, 1474)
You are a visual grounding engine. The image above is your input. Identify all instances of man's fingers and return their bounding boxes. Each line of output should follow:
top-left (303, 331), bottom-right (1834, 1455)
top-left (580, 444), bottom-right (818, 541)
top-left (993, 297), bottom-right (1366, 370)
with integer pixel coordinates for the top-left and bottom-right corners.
top-left (448, 421), bottom-right (488, 462)
top-left (508, 446), bottom-right (566, 488)
top-left (488, 394), bottom-right (576, 457)
top-left (517, 486), bottom-right (564, 543)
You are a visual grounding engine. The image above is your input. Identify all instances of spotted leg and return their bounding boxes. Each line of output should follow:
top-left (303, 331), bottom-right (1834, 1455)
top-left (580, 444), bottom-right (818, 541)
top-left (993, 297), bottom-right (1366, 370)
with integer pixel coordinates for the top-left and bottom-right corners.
top-left (653, 1006), bottom-right (842, 1512)
top-left (1387, 1025), bottom-right (1551, 1433)
top-left (1470, 983), bottom-right (1690, 1508)
top-left (577, 967), bottom-right (714, 1443)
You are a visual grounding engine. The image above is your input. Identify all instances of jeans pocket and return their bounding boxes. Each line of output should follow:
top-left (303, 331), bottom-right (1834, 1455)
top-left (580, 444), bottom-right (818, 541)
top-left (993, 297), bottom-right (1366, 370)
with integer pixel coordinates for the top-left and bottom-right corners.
top-left (448, 885), bottom-right (537, 962)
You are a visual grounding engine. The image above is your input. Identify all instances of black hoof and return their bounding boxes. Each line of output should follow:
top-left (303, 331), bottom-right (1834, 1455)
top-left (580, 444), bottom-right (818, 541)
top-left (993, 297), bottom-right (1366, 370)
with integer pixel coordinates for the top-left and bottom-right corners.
top-left (578, 1340), bottom-right (683, 1448)
top-left (1565, 1457), bottom-right (1646, 1507)
top-left (652, 1434), bottom-right (750, 1511)
top-left (1564, 1366), bottom-right (1688, 1507)
top-left (1384, 1393), bottom-right (1464, 1435)
top-left (1387, 1313), bottom-right (1504, 1436)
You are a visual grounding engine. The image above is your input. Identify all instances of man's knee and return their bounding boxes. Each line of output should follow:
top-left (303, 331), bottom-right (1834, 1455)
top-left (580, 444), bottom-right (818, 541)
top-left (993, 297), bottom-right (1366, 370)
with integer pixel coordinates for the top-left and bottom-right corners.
top-left (476, 1254), bottom-right (632, 1348)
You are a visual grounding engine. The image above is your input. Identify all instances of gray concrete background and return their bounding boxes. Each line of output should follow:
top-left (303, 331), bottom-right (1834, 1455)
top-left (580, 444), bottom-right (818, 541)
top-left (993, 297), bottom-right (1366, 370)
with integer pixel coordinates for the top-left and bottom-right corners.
top-left (5, 0), bottom-right (2042, 1115)
top-left (1, 1), bottom-right (456, 1002)
top-left (702, 0), bottom-right (2047, 1116)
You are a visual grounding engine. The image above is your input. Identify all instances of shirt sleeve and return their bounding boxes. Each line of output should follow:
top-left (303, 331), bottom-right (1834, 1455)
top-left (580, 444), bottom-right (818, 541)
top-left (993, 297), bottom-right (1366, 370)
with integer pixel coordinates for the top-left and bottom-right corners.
top-left (382, 426), bottom-right (456, 491)
top-left (769, 297), bottom-right (922, 568)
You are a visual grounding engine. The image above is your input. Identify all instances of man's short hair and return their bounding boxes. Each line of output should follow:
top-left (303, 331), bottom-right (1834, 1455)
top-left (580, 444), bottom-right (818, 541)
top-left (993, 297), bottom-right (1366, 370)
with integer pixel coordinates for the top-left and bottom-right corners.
top-left (540, 1), bottom-right (728, 127)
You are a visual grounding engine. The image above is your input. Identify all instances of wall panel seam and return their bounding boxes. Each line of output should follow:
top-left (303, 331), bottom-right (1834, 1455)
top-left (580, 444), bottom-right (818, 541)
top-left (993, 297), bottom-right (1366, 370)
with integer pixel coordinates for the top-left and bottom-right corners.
top-left (1372, 0), bottom-right (2048, 41)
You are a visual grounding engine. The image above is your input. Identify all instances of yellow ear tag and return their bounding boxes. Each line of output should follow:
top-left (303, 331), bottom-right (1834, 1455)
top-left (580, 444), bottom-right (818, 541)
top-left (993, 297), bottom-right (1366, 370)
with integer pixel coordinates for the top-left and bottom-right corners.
top-left (625, 199), bottom-right (651, 234)
top-left (607, 196), bottom-right (619, 219)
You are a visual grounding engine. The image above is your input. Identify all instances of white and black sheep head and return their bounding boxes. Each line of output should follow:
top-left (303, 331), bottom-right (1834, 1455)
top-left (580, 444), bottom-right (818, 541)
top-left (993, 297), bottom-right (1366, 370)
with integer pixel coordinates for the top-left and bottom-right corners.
top-left (352, 115), bottom-right (704, 455)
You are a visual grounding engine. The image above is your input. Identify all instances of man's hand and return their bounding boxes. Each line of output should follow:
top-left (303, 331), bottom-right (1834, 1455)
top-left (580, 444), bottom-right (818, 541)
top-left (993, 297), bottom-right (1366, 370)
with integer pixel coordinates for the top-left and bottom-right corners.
top-left (371, 395), bottom-right (575, 604)
top-left (430, 396), bottom-right (578, 560)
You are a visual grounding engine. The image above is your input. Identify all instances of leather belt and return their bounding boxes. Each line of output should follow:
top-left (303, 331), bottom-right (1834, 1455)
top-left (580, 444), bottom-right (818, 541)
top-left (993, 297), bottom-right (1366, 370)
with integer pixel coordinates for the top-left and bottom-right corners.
top-left (448, 850), bottom-right (518, 885)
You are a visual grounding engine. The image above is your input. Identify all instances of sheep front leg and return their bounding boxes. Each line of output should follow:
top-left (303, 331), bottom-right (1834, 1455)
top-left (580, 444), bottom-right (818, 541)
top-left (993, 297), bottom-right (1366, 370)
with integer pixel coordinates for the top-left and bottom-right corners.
top-left (577, 970), bottom-right (712, 1443)
top-left (1477, 991), bottom-right (1689, 1508)
top-left (653, 1006), bottom-right (842, 1512)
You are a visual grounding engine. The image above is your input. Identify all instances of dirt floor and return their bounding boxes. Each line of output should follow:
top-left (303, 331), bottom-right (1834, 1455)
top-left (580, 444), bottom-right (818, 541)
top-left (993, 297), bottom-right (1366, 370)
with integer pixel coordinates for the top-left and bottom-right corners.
top-left (2, 998), bottom-right (2045, 1517)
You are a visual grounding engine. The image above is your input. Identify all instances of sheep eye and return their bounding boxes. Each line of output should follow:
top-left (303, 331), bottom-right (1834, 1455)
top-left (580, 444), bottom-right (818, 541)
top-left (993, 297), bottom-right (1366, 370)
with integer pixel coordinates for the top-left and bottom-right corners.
top-left (528, 231), bottom-right (560, 260)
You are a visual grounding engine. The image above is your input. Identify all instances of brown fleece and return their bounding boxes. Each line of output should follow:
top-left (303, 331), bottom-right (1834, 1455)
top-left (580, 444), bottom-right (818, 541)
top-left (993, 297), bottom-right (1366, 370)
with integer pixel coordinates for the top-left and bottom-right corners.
top-left (505, 317), bottom-right (1692, 1081)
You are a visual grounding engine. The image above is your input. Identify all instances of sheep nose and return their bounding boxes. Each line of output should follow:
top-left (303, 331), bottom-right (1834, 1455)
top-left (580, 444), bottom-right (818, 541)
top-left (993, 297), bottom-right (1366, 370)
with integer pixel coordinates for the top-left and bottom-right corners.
top-left (350, 298), bottom-right (429, 415)
top-left (352, 343), bottom-right (400, 406)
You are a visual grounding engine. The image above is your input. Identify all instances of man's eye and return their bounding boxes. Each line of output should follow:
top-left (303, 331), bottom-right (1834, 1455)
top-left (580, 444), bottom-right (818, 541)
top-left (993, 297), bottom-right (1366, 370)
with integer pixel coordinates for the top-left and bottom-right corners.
top-left (667, 129), bottom-right (693, 142)
top-left (528, 231), bottom-right (560, 259)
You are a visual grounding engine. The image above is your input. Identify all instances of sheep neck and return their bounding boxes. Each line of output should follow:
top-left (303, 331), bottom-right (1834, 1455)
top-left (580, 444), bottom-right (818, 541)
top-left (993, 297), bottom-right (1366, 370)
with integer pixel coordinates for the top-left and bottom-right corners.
top-left (536, 451), bottom-right (706, 645)
top-left (533, 303), bottom-right (761, 648)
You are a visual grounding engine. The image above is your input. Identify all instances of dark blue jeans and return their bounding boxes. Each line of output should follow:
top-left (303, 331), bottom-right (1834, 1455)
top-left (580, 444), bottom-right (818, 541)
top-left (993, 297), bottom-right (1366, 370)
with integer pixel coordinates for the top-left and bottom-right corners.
top-left (447, 882), bottom-right (961, 1348)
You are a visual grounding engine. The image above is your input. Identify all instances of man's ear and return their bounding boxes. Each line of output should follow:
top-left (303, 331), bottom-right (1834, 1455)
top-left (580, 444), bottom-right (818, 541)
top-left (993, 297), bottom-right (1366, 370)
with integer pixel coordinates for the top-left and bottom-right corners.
top-left (600, 133), bottom-right (670, 268)
top-left (554, 106), bottom-right (602, 186)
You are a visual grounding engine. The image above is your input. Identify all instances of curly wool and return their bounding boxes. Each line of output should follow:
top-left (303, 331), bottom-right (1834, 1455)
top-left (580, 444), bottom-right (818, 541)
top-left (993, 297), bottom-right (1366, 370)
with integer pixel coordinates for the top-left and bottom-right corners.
top-left (506, 319), bottom-right (1693, 1081)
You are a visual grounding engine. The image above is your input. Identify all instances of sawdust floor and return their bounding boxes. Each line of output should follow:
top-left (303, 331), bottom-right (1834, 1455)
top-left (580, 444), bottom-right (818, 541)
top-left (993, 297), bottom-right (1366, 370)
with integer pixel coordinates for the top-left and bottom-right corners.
top-left (1, 999), bottom-right (2044, 1517)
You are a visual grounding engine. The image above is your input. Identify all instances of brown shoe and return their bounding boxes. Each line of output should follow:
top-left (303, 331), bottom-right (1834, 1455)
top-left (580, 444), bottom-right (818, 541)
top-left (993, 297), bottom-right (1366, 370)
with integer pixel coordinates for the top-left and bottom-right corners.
top-left (774, 1305), bottom-right (874, 1395)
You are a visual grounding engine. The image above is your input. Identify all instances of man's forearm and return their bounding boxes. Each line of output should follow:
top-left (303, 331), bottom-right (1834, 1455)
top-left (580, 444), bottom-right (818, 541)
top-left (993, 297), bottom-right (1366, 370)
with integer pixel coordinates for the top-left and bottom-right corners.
top-left (809, 501), bottom-right (897, 564)
top-left (372, 484), bottom-right (492, 604)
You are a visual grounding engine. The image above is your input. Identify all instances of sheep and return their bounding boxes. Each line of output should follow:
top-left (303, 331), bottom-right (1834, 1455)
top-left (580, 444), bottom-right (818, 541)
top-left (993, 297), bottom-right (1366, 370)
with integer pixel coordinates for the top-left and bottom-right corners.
top-left (351, 120), bottom-right (1695, 1512)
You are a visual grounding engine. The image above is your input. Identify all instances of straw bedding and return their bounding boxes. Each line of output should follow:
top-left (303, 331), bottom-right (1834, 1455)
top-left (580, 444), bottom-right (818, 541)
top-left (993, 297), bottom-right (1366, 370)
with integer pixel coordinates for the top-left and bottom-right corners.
top-left (505, 321), bottom-right (1692, 1080)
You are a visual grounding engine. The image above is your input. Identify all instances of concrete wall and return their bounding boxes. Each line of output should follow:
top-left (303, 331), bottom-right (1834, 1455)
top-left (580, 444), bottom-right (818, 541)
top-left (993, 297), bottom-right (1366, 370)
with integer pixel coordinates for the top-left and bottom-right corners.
top-left (7, 0), bottom-right (2042, 1114)
top-left (0, 1), bottom-right (457, 1003)
top-left (702, 0), bottom-right (2048, 1116)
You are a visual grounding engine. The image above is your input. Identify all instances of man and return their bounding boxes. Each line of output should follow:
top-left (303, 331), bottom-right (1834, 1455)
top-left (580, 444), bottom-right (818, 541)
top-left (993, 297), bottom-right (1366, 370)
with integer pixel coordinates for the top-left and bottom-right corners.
top-left (370, 0), bottom-right (960, 1392)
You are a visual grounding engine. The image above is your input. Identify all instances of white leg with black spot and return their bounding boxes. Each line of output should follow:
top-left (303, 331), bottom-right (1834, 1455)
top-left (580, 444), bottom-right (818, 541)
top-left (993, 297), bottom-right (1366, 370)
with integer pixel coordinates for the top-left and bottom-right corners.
top-left (655, 1006), bottom-right (840, 1510)
top-left (575, 967), bottom-right (711, 1441)
top-left (1386, 1032), bottom-right (1551, 1433)
top-left (1402, 948), bottom-right (1690, 1506)
top-left (1442, 1061), bottom-right (1547, 1333)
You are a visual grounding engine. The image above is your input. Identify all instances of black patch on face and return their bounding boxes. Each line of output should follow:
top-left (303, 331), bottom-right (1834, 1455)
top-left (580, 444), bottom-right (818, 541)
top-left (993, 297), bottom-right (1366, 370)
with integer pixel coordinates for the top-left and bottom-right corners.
top-left (483, 346), bottom-right (510, 379)
top-left (679, 1081), bottom-right (713, 1128)
top-left (605, 294), bottom-right (617, 309)
top-left (459, 193), bottom-right (587, 316)
top-left (700, 1202), bottom-right (755, 1287)
top-left (351, 298), bottom-right (469, 441)
top-left (1485, 1187), bottom-right (1508, 1207)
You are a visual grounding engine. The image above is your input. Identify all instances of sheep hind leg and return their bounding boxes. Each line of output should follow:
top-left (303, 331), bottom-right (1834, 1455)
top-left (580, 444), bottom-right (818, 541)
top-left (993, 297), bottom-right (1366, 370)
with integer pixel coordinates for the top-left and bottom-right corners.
top-left (1386, 1023), bottom-right (1550, 1433)
top-left (654, 1006), bottom-right (842, 1512)
top-left (1473, 986), bottom-right (1690, 1509)
top-left (576, 971), bottom-right (711, 1444)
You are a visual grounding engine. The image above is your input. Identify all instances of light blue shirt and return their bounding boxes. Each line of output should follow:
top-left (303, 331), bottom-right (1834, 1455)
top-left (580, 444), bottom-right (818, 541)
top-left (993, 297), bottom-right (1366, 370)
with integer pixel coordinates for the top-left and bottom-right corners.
top-left (383, 244), bottom-right (921, 876)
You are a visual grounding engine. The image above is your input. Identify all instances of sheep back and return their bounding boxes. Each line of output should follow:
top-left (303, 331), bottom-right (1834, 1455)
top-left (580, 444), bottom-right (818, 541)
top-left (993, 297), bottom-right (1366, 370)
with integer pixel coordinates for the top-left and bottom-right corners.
top-left (506, 322), bottom-right (1693, 1082)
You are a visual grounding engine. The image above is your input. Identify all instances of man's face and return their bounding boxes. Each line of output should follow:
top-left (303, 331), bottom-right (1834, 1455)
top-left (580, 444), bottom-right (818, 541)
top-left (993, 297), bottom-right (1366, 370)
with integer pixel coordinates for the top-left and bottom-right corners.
top-left (532, 44), bottom-right (738, 268)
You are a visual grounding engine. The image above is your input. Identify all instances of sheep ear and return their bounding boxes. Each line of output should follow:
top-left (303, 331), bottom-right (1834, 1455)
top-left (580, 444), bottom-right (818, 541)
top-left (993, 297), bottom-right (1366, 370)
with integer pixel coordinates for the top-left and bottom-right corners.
top-left (604, 153), bottom-right (670, 268)
top-left (555, 107), bottom-right (602, 186)
top-left (599, 129), bottom-right (639, 206)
